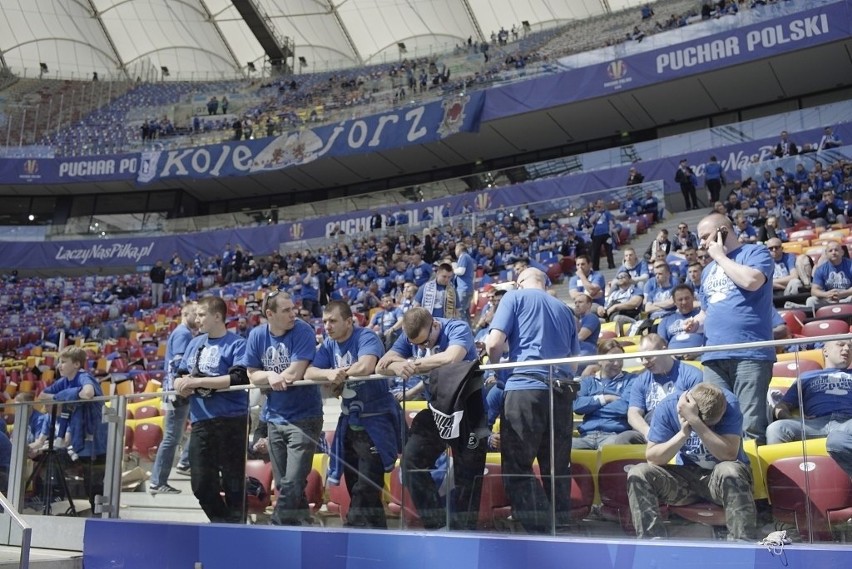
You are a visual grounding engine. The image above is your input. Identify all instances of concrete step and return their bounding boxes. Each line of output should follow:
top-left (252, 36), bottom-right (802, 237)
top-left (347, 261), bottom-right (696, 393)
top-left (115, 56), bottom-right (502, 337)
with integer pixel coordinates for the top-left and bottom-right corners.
top-left (0, 545), bottom-right (82, 569)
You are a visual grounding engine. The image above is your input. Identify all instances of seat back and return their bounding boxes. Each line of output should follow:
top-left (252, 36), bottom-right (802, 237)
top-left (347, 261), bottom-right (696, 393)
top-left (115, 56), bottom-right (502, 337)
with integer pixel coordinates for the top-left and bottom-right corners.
top-left (801, 319), bottom-right (848, 338)
top-left (245, 459), bottom-right (273, 513)
top-left (765, 455), bottom-right (852, 539)
top-left (133, 423), bottom-right (164, 461)
top-left (815, 303), bottom-right (852, 319)
top-left (772, 359), bottom-right (822, 377)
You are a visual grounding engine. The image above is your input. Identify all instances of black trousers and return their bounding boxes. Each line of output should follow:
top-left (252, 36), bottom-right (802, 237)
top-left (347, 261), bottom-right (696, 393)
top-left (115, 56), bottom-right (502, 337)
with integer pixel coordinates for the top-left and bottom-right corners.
top-left (190, 415), bottom-right (248, 524)
top-left (591, 233), bottom-right (614, 271)
top-left (402, 409), bottom-right (487, 530)
top-left (501, 387), bottom-right (575, 533)
top-left (680, 183), bottom-right (698, 210)
top-left (706, 179), bottom-right (722, 205)
top-left (343, 428), bottom-right (388, 528)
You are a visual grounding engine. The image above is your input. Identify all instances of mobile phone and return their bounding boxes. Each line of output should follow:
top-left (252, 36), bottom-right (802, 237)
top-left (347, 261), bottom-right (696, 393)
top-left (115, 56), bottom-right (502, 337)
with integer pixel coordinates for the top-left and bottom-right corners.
top-left (716, 226), bottom-right (728, 241)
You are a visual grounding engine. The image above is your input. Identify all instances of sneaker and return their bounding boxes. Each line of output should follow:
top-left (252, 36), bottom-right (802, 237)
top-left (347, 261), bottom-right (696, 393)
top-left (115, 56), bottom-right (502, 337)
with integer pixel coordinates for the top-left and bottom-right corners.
top-left (149, 484), bottom-right (182, 495)
top-left (175, 464), bottom-right (191, 476)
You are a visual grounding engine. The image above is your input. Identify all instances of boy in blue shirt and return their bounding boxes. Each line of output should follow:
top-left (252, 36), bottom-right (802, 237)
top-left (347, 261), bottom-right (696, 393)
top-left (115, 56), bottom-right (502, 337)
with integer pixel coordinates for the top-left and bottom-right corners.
top-left (175, 297), bottom-right (249, 524)
top-left (39, 346), bottom-right (108, 511)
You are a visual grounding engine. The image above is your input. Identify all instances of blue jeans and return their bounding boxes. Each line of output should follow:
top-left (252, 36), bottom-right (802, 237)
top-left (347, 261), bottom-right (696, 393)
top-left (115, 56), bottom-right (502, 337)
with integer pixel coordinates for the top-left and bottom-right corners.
top-left (703, 359), bottom-right (773, 444)
top-left (267, 417), bottom-right (323, 525)
top-left (149, 404), bottom-right (190, 487)
top-left (456, 289), bottom-right (472, 323)
top-left (767, 414), bottom-right (852, 477)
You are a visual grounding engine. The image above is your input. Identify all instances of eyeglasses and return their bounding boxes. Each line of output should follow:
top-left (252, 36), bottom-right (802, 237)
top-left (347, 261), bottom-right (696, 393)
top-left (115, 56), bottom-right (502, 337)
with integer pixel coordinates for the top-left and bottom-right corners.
top-left (412, 318), bottom-right (437, 348)
top-left (697, 254), bottom-right (708, 260)
top-left (262, 289), bottom-right (281, 313)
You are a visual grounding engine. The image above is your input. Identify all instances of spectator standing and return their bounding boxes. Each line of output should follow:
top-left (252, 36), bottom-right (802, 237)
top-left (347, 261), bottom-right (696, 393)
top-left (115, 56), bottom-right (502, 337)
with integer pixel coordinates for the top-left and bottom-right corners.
top-left (149, 260), bottom-right (166, 308)
top-left (244, 291), bottom-right (323, 526)
top-left (174, 297), bottom-right (249, 524)
top-left (685, 213), bottom-right (775, 443)
top-left (485, 267), bottom-right (579, 533)
top-left (589, 199), bottom-right (617, 271)
top-left (704, 155), bottom-right (725, 205)
top-left (675, 159), bottom-right (699, 211)
top-left (148, 301), bottom-right (198, 494)
top-left (376, 308), bottom-right (485, 530)
top-left (307, 301), bottom-right (400, 528)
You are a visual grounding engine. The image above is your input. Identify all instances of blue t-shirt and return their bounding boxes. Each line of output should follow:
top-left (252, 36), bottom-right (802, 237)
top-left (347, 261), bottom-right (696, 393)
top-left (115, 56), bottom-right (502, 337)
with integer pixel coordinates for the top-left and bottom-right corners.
top-left (42, 370), bottom-right (108, 457)
top-left (772, 253), bottom-right (797, 280)
top-left (569, 271), bottom-right (607, 306)
top-left (370, 308), bottom-right (402, 335)
top-left (700, 244), bottom-right (776, 362)
top-left (658, 308), bottom-right (705, 350)
top-left (455, 252), bottom-right (476, 294)
top-left (592, 210), bottom-right (614, 237)
top-left (578, 312), bottom-right (601, 356)
top-left (648, 387), bottom-right (747, 469)
top-left (619, 260), bottom-right (649, 282)
top-left (243, 320), bottom-right (321, 424)
top-left (164, 323), bottom-right (194, 390)
top-left (390, 318), bottom-right (477, 363)
top-left (813, 258), bottom-right (852, 292)
top-left (629, 360), bottom-right (703, 423)
top-left (644, 277), bottom-right (676, 318)
top-left (780, 368), bottom-right (852, 417)
top-left (180, 332), bottom-right (248, 423)
top-left (411, 262), bottom-right (433, 287)
top-left (415, 283), bottom-right (451, 317)
top-left (314, 327), bottom-right (394, 416)
top-left (490, 289), bottom-right (579, 390)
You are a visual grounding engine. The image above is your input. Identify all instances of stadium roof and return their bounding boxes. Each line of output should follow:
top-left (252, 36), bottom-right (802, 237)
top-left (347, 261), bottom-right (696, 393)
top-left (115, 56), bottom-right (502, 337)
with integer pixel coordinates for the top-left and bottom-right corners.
top-left (0, 0), bottom-right (648, 80)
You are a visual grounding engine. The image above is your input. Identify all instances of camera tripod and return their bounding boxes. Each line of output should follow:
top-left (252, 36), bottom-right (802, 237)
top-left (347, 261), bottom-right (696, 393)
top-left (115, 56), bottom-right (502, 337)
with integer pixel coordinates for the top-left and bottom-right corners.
top-left (24, 406), bottom-right (78, 516)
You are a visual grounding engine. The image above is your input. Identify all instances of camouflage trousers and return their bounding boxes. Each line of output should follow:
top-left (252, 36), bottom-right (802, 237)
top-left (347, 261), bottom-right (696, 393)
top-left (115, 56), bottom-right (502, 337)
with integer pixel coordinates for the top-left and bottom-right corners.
top-left (627, 461), bottom-right (755, 540)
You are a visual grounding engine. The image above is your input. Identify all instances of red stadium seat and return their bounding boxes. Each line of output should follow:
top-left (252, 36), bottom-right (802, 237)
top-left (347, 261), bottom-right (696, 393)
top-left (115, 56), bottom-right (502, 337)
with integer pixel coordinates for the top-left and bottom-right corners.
top-left (815, 304), bottom-right (852, 319)
top-left (772, 359), bottom-right (823, 377)
top-left (779, 310), bottom-right (807, 337)
top-left (598, 445), bottom-right (652, 534)
top-left (134, 405), bottom-right (160, 419)
top-left (133, 423), bottom-right (163, 461)
top-left (245, 459), bottom-right (273, 514)
top-left (799, 319), bottom-right (849, 338)
top-left (124, 425), bottom-right (134, 454)
top-left (766, 455), bottom-right (852, 541)
top-left (325, 473), bottom-right (351, 521)
top-left (306, 469), bottom-right (324, 516)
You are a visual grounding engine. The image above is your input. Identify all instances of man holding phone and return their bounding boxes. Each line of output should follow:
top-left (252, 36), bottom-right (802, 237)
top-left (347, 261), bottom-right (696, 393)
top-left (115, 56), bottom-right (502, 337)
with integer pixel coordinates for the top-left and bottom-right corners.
top-left (681, 214), bottom-right (775, 444)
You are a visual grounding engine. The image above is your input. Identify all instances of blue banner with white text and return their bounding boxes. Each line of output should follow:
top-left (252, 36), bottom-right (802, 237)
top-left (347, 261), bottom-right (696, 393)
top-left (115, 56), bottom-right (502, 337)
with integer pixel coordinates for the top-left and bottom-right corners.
top-left (483, 1), bottom-right (851, 120)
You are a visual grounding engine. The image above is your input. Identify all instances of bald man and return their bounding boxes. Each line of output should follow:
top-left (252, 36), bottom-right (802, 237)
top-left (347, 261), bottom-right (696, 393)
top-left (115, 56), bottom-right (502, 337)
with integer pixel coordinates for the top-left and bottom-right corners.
top-left (683, 213), bottom-right (775, 443)
top-left (485, 268), bottom-right (579, 534)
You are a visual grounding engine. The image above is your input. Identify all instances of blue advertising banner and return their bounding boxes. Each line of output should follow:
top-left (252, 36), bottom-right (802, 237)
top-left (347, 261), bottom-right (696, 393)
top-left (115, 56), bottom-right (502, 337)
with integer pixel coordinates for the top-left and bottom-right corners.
top-left (4, 130), bottom-right (845, 271)
top-left (136, 92), bottom-right (485, 183)
top-left (482, 1), bottom-right (850, 121)
top-left (0, 93), bottom-right (485, 185)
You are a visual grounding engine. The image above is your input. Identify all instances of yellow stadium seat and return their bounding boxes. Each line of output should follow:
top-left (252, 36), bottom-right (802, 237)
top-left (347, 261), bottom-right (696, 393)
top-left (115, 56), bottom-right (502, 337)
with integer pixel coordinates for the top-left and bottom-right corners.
top-left (571, 448), bottom-right (601, 504)
top-left (781, 242), bottom-right (805, 255)
top-left (743, 439), bottom-right (767, 501)
top-left (777, 349), bottom-right (825, 368)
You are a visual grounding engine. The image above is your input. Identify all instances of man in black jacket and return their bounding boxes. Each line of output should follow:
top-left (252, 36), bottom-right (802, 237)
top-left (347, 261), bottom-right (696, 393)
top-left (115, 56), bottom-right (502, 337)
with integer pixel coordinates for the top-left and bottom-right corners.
top-left (149, 260), bottom-right (166, 307)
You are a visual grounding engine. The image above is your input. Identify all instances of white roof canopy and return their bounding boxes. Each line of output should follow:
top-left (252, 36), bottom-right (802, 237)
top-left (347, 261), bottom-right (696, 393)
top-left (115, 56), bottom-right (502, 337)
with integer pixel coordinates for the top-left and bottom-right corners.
top-left (0, 0), bottom-right (650, 80)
